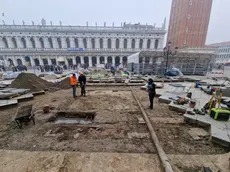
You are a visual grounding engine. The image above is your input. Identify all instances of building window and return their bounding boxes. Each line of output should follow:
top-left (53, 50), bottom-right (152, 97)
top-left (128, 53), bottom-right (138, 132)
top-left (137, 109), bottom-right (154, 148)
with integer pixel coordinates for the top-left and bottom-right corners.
top-left (184, 40), bottom-right (187, 45)
top-left (189, 0), bottom-right (192, 5)
top-left (185, 27), bottom-right (188, 32)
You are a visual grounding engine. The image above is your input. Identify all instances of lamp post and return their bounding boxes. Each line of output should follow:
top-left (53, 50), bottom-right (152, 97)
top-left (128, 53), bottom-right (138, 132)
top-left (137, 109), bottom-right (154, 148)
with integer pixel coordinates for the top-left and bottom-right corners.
top-left (163, 42), bottom-right (177, 75)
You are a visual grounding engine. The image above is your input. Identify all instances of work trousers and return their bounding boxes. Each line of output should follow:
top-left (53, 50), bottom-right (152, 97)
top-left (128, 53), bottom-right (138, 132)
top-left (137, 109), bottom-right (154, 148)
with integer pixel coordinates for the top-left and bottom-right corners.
top-left (81, 84), bottom-right (86, 96)
top-left (71, 85), bottom-right (76, 98)
top-left (149, 93), bottom-right (155, 109)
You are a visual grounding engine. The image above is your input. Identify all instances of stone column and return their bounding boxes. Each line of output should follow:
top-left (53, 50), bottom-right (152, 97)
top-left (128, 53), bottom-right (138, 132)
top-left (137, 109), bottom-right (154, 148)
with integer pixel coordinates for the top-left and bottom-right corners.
top-left (96, 56), bottom-right (100, 65)
top-left (89, 56), bottom-right (92, 67)
top-left (70, 38), bottom-right (75, 48)
top-left (15, 37), bottom-right (22, 48)
top-left (52, 37), bottom-right (58, 48)
top-left (47, 57), bottom-right (52, 65)
top-left (104, 56), bottom-right (108, 64)
top-left (6, 37), bottom-right (13, 48)
top-left (80, 56), bottom-right (84, 64)
top-left (112, 56), bottom-right (115, 66)
top-left (127, 38), bottom-right (132, 49)
top-left (112, 38), bottom-right (116, 49)
top-left (20, 56), bottom-right (26, 66)
top-left (0, 37), bottom-right (4, 48)
top-left (95, 38), bottom-right (100, 49)
top-left (120, 38), bottom-right (124, 49)
top-left (103, 38), bottom-right (108, 49)
top-left (72, 56), bottom-right (76, 65)
top-left (151, 39), bottom-right (155, 49)
top-left (25, 37), bottom-right (32, 48)
top-left (143, 39), bottom-right (147, 50)
top-left (61, 37), bottom-right (67, 48)
top-left (30, 56), bottom-right (35, 67)
top-left (78, 38), bottom-right (84, 48)
top-left (136, 39), bottom-right (140, 49)
top-left (39, 56), bottom-right (44, 66)
top-left (12, 57), bottom-right (17, 66)
top-left (43, 37), bottom-right (50, 48)
top-left (35, 37), bottom-right (41, 48)
top-left (87, 38), bottom-right (91, 49)
top-left (64, 56), bottom-right (68, 65)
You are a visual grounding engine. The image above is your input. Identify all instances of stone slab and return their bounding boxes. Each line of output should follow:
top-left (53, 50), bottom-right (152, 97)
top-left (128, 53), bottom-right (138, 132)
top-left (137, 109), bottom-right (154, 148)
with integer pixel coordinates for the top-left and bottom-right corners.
top-left (13, 93), bottom-right (34, 101)
top-left (0, 99), bottom-right (18, 107)
top-left (184, 113), bottom-right (230, 147)
top-left (187, 128), bottom-right (210, 140)
top-left (168, 102), bottom-right (187, 113)
top-left (32, 90), bottom-right (45, 96)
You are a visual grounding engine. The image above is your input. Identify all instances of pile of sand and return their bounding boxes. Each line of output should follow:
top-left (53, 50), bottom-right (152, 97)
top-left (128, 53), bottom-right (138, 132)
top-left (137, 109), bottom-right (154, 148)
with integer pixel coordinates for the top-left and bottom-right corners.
top-left (10, 73), bottom-right (53, 91)
top-left (58, 77), bottom-right (70, 89)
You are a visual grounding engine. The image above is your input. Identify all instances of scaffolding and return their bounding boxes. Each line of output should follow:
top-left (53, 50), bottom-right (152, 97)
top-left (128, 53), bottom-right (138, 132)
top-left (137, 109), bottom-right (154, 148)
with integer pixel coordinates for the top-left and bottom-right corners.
top-left (127, 51), bottom-right (214, 76)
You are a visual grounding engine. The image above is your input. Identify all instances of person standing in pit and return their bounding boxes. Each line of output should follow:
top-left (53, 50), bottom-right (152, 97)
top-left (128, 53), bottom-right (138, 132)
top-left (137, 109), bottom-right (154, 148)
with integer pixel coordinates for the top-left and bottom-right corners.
top-left (70, 74), bottom-right (78, 98)
top-left (147, 78), bottom-right (156, 109)
top-left (78, 72), bottom-right (86, 96)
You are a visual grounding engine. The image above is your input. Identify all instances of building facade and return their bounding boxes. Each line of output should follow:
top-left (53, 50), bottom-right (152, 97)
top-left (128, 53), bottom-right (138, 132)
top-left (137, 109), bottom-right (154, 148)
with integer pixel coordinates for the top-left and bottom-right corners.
top-left (167, 0), bottom-right (213, 48)
top-left (0, 21), bottom-right (166, 69)
top-left (207, 41), bottom-right (230, 64)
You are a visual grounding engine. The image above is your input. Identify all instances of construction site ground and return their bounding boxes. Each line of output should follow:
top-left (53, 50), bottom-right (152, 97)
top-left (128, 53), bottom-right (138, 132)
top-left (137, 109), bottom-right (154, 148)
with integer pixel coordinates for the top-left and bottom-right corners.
top-left (0, 86), bottom-right (229, 171)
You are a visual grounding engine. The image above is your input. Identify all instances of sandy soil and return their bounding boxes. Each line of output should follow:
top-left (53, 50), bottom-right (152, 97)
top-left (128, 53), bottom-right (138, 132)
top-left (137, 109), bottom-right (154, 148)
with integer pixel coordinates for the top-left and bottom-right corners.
top-left (0, 87), bottom-right (154, 153)
top-left (0, 150), bottom-right (162, 172)
top-left (0, 86), bottom-right (229, 171)
top-left (134, 88), bottom-right (228, 154)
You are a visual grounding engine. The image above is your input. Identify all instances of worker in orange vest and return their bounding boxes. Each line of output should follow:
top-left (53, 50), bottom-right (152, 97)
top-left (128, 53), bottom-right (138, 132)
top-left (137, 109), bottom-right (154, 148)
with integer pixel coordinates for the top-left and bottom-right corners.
top-left (70, 74), bottom-right (78, 98)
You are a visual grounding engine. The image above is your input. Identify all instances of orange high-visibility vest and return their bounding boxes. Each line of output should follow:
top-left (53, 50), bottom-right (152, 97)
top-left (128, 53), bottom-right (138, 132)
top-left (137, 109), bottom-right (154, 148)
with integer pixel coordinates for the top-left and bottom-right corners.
top-left (70, 76), bottom-right (77, 85)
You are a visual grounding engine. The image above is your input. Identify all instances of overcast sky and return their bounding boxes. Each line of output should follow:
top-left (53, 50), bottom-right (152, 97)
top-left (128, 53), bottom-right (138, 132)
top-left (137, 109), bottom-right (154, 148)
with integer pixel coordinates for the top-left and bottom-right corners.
top-left (0, 0), bottom-right (229, 44)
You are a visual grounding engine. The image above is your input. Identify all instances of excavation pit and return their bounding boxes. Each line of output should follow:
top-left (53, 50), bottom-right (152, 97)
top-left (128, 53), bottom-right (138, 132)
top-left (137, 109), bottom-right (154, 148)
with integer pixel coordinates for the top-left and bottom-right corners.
top-left (54, 111), bottom-right (96, 125)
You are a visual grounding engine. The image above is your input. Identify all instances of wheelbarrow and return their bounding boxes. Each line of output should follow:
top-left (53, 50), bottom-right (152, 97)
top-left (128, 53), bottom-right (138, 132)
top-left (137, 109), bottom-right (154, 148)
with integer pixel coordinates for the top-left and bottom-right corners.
top-left (14, 104), bottom-right (35, 129)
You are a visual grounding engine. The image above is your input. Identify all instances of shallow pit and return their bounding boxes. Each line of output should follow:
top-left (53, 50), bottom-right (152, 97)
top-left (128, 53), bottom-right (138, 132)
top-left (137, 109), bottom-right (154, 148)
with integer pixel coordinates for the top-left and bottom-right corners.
top-left (54, 111), bottom-right (96, 125)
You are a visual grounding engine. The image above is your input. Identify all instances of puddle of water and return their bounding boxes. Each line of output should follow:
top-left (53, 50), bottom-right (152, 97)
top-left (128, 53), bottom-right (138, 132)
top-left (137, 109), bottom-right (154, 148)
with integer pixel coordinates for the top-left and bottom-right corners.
top-left (55, 118), bottom-right (92, 125)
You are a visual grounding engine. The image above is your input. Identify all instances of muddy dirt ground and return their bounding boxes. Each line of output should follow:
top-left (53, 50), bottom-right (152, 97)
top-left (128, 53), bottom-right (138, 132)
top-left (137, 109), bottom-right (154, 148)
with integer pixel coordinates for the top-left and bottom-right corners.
top-left (0, 87), bottom-right (154, 153)
top-left (0, 86), bottom-right (229, 171)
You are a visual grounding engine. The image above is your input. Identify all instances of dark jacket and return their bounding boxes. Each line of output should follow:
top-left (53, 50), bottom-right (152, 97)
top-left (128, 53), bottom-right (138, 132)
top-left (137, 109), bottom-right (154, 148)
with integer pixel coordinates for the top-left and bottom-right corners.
top-left (147, 83), bottom-right (156, 95)
top-left (78, 75), bottom-right (86, 85)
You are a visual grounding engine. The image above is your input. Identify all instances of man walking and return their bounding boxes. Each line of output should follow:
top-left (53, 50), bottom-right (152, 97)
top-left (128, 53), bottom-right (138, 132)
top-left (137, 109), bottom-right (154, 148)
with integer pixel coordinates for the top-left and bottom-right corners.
top-left (78, 72), bottom-right (86, 96)
top-left (70, 74), bottom-right (78, 98)
top-left (147, 78), bottom-right (156, 109)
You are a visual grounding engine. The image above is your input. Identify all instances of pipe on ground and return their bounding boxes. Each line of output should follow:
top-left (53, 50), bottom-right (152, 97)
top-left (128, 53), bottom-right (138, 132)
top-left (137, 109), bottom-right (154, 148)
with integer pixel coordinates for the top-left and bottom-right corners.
top-left (130, 88), bottom-right (174, 172)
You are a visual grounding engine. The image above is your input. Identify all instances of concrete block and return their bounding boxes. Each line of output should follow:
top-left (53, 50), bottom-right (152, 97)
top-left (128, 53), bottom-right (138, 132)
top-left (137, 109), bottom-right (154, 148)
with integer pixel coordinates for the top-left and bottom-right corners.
top-left (168, 102), bottom-right (187, 113)
top-left (158, 96), bottom-right (173, 104)
top-left (13, 93), bottom-right (34, 102)
top-left (187, 128), bottom-right (209, 140)
top-left (0, 99), bottom-right (18, 107)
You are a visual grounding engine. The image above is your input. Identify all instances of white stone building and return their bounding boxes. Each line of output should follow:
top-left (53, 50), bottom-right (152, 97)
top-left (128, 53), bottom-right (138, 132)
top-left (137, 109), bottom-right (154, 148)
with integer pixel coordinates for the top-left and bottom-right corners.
top-left (206, 42), bottom-right (230, 64)
top-left (0, 21), bottom-right (166, 68)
